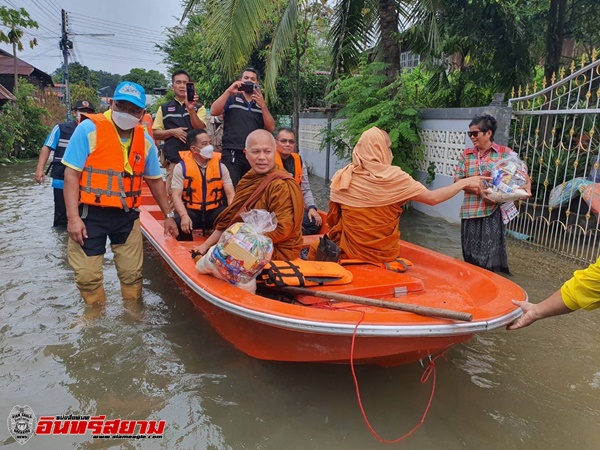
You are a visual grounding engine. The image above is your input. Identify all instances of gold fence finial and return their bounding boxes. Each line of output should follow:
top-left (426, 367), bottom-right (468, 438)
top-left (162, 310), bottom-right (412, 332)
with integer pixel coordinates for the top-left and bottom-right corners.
top-left (551, 72), bottom-right (557, 85)
top-left (581, 53), bottom-right (588, 68)
top-left (525, 83), bottom-right (530, 95)
top-left (592, 48), bottom-right (598, 61)
top-left (569, 60), bottom-right (576, 75)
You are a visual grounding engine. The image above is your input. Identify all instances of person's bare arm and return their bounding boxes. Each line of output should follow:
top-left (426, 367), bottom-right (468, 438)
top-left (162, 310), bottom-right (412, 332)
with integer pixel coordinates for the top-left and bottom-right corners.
top-left (507, 290), bottom-right (572, 330)
top-left (64, 167), bottom-right (86, 245)
top-left (251, 88), bottom-right (275, 132)
top-left (223, 184), bottom-right (235, 205)
top-left (153, 127), bottom-right (188, 143)
top-left (412, 176), bottom-right (491, 205)
top-left (35, 145), bottom-right (52, 183)
top-left (145, 177), bottom-right (178, 237)
top-left (211, 81), bottom-right (242, 116)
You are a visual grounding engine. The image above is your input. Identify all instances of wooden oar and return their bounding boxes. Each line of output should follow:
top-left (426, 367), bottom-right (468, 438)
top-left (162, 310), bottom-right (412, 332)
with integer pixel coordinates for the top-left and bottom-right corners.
top-left (279, 286), bottom-right (473, 322)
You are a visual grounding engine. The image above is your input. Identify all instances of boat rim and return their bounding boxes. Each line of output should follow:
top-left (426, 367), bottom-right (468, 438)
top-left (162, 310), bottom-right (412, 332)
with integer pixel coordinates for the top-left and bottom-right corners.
top-left (142, 228), bottom-right (526, 337)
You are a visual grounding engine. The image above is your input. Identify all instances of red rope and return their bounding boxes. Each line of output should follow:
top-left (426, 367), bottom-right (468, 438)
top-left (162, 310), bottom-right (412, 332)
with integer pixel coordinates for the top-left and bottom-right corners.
top-left (348, 309), bottom-right (449, 444)
top-left (311, 302), bottom-right (450, 443)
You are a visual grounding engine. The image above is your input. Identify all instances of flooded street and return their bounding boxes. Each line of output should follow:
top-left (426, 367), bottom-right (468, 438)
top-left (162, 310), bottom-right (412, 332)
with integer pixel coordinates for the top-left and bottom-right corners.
top-left (1, 161), bottom-right (599, 449)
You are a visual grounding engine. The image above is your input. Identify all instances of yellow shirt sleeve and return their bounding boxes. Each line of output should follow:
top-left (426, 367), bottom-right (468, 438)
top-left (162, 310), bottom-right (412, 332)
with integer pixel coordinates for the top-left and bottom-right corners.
top-left (560, 257), bottom-right (600, 311)
top-left (197, 107), bottom-right (207, 127)
top-left (153, 106), bottom-right (164, 130)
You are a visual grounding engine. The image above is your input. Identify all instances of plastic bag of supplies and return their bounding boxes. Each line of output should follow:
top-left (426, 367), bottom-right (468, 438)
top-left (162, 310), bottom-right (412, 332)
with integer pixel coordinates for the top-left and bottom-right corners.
top-left (196, 209), bottom-right (277, 293)
top-left (484, 154), bottom-right (529, 203)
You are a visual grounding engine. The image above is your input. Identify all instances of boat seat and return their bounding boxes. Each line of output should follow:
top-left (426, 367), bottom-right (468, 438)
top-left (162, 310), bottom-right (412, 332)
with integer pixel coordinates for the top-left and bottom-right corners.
top-left (305, 263), bottom-right (424, 299)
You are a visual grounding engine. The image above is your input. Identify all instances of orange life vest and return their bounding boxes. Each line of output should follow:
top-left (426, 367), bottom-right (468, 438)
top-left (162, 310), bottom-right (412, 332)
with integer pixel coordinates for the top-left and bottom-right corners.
top-left (178, 150), bottom-right (225, 211)
top-left (275, 152), bottom-right (302, 185)
top-left (141, 113), bottom-right (154, 140)
top-left (79, 114), bottom-right (146, 211)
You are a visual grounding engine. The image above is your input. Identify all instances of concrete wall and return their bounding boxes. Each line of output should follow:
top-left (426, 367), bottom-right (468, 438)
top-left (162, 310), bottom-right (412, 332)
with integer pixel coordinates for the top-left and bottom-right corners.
top-left (298, 112), bottom-right (349, 181)
top-left (298, 107), bottom-right (512, 223)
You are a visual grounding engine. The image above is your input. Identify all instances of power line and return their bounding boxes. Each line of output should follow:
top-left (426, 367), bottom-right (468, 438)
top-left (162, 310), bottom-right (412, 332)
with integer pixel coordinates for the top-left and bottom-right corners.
top-left (68, 12), bottom-right (166, 39)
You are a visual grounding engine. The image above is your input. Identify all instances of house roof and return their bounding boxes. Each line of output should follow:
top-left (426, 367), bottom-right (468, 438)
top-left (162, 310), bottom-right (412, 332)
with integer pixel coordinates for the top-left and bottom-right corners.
top-left (0, 49), bottom-right (53, 86)
top-left (0, 83), bottom-right (16, 101)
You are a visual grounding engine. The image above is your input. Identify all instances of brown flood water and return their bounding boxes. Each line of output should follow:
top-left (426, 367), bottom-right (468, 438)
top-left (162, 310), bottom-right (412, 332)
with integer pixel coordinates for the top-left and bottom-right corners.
top-left (1, 161), bottom-right (599, 449)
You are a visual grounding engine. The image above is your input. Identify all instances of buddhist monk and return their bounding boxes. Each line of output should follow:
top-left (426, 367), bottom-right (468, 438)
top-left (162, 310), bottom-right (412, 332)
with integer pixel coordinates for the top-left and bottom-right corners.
top-left (314, 127), bottom-right (491, 263)
top-left (194, 129), bottom-right (304, 260)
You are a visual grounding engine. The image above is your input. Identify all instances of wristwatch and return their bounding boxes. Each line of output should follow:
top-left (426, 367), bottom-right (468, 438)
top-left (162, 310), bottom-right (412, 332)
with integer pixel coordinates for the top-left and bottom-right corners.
top-left (165, 212), bottom-right (176, 219)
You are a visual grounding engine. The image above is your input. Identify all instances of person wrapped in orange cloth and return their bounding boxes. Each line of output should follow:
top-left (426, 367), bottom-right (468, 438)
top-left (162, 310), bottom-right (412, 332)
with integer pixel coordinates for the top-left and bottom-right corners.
top-left (312, 127), bottom-right (490, 263)
top-left (194, 129), bottom-right (304, 261)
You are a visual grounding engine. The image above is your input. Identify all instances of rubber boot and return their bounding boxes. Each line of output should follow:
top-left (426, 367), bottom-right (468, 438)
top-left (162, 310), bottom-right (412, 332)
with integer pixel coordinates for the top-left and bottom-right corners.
top-left (80, 286), bottom-right (107, 305)
top-left (121, 283), bottom-right (142, 301)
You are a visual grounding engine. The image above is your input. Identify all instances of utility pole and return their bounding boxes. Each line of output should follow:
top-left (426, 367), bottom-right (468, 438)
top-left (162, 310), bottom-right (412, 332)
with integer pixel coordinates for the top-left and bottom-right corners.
top-left (59, 9), bottom-right (73, 120)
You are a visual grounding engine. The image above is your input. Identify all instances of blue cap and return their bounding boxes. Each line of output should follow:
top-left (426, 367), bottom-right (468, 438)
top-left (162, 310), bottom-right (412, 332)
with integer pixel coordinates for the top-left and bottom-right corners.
top-left (113, 81), bottom-right (146, 109)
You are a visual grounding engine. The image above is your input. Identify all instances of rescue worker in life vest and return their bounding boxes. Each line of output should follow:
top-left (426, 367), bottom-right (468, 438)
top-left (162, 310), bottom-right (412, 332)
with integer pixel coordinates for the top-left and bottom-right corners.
top-left (62, 81), bottom-right (178, 305)
top-left (275, 127), bottom-right (322, 235)
top-left (34, 100), bottom-right (96, 228)
top-left (171, 128), bottom-right (235, 240)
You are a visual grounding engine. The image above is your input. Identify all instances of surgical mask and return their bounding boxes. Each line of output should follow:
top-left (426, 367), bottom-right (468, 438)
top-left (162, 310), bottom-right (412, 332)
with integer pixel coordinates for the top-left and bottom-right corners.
top-left (75, 112), bottom-right (82, 122)
top-left (112, 110), bottom-right (140, 130)
top-left (199, 144), bottom-right (214, 159)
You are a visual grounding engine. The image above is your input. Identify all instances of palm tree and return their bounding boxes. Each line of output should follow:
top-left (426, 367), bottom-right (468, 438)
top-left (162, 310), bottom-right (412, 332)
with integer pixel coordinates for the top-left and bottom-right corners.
top-left (183, 0), bottom-right (440, 92)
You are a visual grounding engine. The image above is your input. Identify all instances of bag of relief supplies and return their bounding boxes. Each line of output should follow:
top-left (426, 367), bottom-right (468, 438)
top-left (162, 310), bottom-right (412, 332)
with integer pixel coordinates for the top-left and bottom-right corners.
top-left (484, 154), bottom-right (529, 203)
top-left (196, 209), bottom-right (276, 293)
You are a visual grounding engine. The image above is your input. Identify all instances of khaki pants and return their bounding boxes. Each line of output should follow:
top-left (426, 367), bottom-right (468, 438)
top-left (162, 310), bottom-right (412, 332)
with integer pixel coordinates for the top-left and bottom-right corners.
top-left (164, 161), bottom-right (176, 196)
top-left (68, 220), bottom-right (144, 304)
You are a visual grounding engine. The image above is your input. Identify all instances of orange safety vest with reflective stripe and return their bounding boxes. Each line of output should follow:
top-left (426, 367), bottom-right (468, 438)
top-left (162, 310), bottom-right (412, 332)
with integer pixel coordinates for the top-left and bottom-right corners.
top-left (79, 114), bottom-right (146, 210)
top-left (275, 152), bottom-right (302, 185)
top-left (178, 150), bottom-right (225, 211)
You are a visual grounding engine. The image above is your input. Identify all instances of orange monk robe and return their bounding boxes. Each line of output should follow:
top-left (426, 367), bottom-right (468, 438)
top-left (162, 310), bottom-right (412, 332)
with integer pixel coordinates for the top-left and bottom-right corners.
top-left (313, 201), bottom-right (402, 263)
top-left (214, 168), bottom-right (304, 260)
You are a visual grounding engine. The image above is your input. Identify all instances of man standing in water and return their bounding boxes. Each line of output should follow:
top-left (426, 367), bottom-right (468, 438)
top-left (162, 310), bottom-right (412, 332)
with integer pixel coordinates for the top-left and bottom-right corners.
top-left (62, 81), bottom-right (177, 305)
top-left (34, 100), bottom-right (96, 228)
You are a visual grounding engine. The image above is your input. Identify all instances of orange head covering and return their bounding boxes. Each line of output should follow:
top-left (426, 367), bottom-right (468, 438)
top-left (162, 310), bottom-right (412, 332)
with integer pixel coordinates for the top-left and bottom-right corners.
top-left (330, 127), bottom-right (425, 207)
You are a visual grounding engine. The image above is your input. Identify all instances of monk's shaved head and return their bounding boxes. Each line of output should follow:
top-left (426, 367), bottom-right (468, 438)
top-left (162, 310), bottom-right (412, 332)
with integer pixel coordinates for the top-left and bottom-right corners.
top-left (245, 129), bottom-right (277, 174)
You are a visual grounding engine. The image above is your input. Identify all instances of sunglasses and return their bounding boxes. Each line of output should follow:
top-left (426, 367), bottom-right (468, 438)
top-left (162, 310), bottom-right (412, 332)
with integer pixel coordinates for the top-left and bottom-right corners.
top-left (467, 131), bottom-right (486, 138)
top-left (278, 139), bottom-right (296, 145)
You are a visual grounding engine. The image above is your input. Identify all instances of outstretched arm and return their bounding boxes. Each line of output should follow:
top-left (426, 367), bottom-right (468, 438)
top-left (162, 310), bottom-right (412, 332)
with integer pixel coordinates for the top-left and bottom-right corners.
top-left (507, 291), bottom-right (572, 330)
top-left (412, 176), bottom-right (491, 206)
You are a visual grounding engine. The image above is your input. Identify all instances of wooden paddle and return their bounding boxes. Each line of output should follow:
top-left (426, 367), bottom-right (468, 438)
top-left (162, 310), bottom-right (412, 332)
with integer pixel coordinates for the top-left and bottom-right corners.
top-left (279, 286), bottom-right (473, 322)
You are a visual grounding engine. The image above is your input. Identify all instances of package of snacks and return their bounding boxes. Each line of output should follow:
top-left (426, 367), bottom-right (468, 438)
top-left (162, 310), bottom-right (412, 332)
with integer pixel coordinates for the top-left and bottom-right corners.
top-left (484, 155), bottom-right (529, 202)
top-left (196, 210), bottom-right (276, 293)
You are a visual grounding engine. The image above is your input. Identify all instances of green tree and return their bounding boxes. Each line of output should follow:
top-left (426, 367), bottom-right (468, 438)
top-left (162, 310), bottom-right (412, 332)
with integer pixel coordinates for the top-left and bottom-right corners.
top-left (52, 63), bottom-right (98, 90)
top-left (158, 11), bottom-right (230, 106)
top-left (94, 70), bottom-right (122, 95)
top-left (405, 0), bottom-right (536, 107)
top-left (122, 68), bottom-right (167, 94)
top-left (0, 81), bottom-right (49, 159)
top-left (324, 60), bottom-right (423, 174)
top-left (0, 6), bottom-right (38, 94)
top-left (69, 84), bottom-right (100, 111)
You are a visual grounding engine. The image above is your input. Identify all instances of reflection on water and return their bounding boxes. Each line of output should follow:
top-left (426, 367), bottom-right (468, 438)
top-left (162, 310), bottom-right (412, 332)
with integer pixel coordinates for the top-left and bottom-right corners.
top-left (1, 162), bottom-right (599, 449)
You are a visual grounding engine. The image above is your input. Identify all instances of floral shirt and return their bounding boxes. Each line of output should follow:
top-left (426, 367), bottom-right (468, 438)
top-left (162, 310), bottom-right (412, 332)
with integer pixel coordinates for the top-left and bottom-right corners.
top-left (454, 143), bottom-right (513, 219)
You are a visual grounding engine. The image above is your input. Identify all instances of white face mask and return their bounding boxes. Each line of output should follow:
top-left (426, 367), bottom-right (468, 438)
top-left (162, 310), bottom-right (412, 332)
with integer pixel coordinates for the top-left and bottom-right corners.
top-left (75, 112), bottom-right (82, 122)
top-left (112, 110), bottom-right (140, 130)
top-left (199, 144), bottom-right (214, 159)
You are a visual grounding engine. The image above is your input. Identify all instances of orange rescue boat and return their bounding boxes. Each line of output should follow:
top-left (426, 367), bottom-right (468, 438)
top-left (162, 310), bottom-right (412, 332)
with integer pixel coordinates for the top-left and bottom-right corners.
top-left (140, 190), bottom-right (526, 366)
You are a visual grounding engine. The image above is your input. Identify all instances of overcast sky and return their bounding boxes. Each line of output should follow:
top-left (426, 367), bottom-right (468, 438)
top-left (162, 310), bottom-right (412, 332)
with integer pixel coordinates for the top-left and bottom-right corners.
top-left (1, 0), bottom-right (186, 76)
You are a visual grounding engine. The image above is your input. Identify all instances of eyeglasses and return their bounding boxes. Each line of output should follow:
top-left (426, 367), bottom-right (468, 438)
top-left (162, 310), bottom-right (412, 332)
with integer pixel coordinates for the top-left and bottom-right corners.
top-left (467, 131), bottom-right (485, 138)
top-left (277, 139), bottom-right (296, 145)
top-left (114, 101), bottom-right (143, 117)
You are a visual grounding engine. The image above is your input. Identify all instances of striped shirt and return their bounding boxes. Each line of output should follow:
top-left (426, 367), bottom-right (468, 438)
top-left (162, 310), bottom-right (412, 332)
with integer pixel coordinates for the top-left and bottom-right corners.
top-left (454, 143), bottom-right (513, 219)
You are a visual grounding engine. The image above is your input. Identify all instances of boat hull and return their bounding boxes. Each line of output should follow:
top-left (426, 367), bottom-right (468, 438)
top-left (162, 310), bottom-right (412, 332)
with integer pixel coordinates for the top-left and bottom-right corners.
top-left (140, 191), bottom-right (526, 366)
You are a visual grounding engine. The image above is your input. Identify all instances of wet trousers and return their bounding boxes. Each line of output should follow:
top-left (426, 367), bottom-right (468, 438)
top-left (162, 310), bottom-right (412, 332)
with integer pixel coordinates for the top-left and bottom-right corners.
top-left (67, 206), bottom-right (143, 304)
